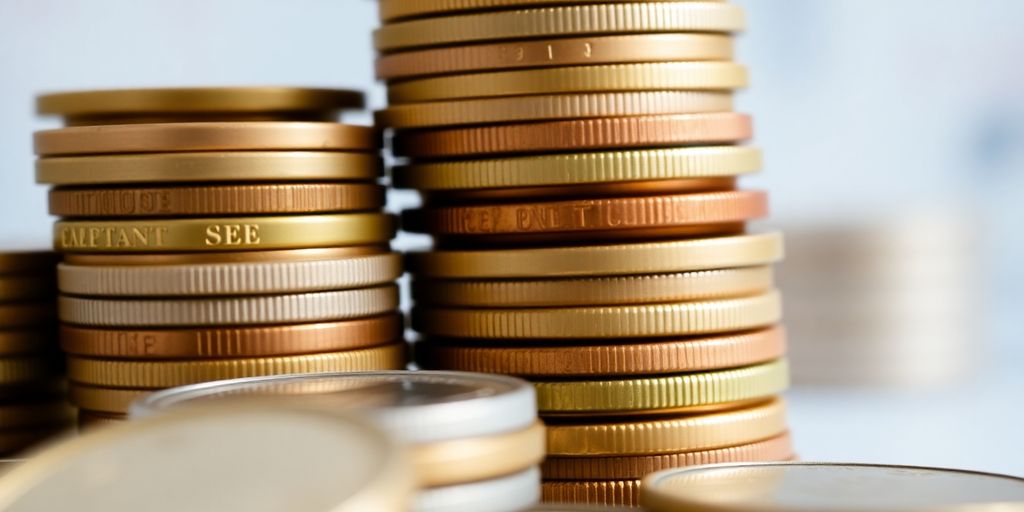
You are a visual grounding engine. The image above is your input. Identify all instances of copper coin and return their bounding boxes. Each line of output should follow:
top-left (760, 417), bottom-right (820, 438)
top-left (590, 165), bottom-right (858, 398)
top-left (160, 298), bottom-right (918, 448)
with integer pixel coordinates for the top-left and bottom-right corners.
top-left (0, 331), bottom-right (59, 356)
top-left (422, 179), bottom-right (737, 204)
top-left (392, 113), bottom-right (752, 158)
top-left (49, 183), bottom-right (385, 218)
top-left (376, 34), bottom-right (732, 80)
top-left (403, 191), bottom-right (767, 242)
top-left (416, 326), bottom-right (786, 377)
top-left (0, 303), bottom-right (55, 329)
top-left (62, 246), bottom-right (384, 266)
top-left (542, 432), bottom-right (794, 480)
top-left (59, 314), bottom-right (403, 359)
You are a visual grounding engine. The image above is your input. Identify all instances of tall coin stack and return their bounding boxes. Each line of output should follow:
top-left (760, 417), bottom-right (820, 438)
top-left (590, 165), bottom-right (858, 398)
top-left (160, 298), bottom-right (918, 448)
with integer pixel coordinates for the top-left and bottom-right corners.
top-left (0, 251), bottom-right (71, 453)
top-left (374, 1), bottom-right (793, 507)
top-left (33, 87), bottom-right (407, 428)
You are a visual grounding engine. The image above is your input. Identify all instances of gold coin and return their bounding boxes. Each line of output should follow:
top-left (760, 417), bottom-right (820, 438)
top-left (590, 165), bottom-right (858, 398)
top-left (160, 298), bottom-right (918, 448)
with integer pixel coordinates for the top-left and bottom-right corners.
top-left (69, 385), bottom-right (148, 414)
top-left (535, 359), bottom-right (788, 414)
top-left (408, 232), bottom-right (782, 279)
top-left (0, 275), bottom-right (56, 302)
top-left (37, 87), bottom-right (364, 125)
top-left (59, 285), bottom-right (398, 327)
top-left (54, 213), bottom-right (395, 253)
top-left (377, 91), bottom-right (732, 128)
top-left (36, 152), bottom-right (380, 186)
top-left (375, 3), bottom-right (744, 51)
top-left (546, 398), bottom-right (787, 456)
top-left (542, 480), bottom-right (640, 508)
top-left (412, 421), bottom-right (546, 488)
top-left (67, 343), bottom-right (408, 388)
top-left (412, 291), bottom-right (781, 339)
top-left (387, 62), bottom-right (746, 103)
top-left (0, 358), bottom-right (60, 386)
top-left (395, 147), bottom-right (758, 192)
top-left (58, 252), bottom-right (401, 296)
top-left (379, 0), bottom-right (726, 22)
top-left (35, 122), bottom-right (376, 156)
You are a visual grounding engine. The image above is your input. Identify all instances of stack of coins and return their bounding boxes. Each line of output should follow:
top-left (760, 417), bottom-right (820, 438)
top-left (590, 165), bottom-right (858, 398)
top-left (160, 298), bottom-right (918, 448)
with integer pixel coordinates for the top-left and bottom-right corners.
top-left (0, 251), bottom-right (72, 453)
top-left (134, 371), bottom-right (546, 512)
top-left (33, 87), bottom-right (407, 427)
top-left (373, 1), bottom-right (793, 506)
top-left (0, 403), bottom-right (416, 511)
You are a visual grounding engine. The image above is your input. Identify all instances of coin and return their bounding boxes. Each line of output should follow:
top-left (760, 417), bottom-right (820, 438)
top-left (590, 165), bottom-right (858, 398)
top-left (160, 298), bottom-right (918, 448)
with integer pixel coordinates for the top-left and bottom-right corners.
top-left (377, 91), bottom-right (733, 128)
top-left (37, 87), bottom-right (365, 125)
top-left (68, 385), bottom-right (148, 414)
top-left (423, 179), bottom-right (738, 203)
top-left (0, 331), bottom-right (58, 356)
top-left (49, 183), bottom-right (385, 218)
top-left (542, 432), bottom-right (794, 480)
top-left (411, 266), bottom-right (773, 307)
top-left (54, 213), bottom-right (395, 253)
top-left (0, 303), bottom-right (56, 329)
top-left (0, 402), bottom-right (73, 429)
top-left (34, 122), bottom-right (376, 156)
top-left (134, 371), bottom-right (536, 444)
top-left (58, 252), bottom-right (401, 296)
top-left (415, 467), bottom-right (540, 512)
top-left (37, 152), bottom-right (380, 186)
top-left (402, 191), bottom-right (767, 241)
top-left (59, 285), bottom-right (399, 326)
top-left (67, 344), bottom-right (408, 388)
top-left (410, 421), bottom-right (545, 487)
top-left (387, 62), bottom-right (747, 103)
top-left (63, 246), bottom-right (381, 265)
top-left (542, 481), bottom-right (639, 508)
top-left (416, 326), bottom-right (785, 376)
top-left (0, 252), bottom-right (60, 275)
top-left (376, 34), bottom-right (732, 80)
top-left (379, 0), bottom-right (726, 22)
top-left (412, 291), bottom-right (780, 338)
top-left (59, 314), bottom-right (402, 359)
top-left (392, 113), bottom-right (752, 158)
top-left (546, 399), bottom-right (787, 456)
top-left (407, 232), bottom-right (783, 279)
top-left (375, 3), bottom-right (744, 51)
top-left (640, 463), bottom-right (1024, 512)
top-left (0, 404), bottom-right (415, 512)
top-left (0, 276), bottom-right (56, 302)
top-left (76, 409), bottom-right (125, 429)
top-left (534, 359), bottom-right (788, 414)
top-left (394, 147), bottom-right (758, 193)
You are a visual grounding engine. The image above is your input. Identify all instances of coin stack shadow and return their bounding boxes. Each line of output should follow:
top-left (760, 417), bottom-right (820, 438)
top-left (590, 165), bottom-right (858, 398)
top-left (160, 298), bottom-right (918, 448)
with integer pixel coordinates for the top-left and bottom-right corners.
top-left (374, 1), bottom-right (793, 506)
top-left (32, 87), bottom-right (408, 429)
top-left (0, 251), bottom-right (73, 453)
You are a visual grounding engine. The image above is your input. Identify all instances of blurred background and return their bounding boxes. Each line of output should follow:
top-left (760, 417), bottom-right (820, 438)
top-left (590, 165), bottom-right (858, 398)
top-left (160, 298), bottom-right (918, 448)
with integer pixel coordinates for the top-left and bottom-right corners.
top-left (1, 0), bottom-right (1021, 473)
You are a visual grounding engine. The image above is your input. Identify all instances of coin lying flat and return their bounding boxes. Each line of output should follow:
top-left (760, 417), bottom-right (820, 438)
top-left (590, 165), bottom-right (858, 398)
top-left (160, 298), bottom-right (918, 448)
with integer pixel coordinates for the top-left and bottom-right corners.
top-left (640, 463), bottom-right (1024, 512)
top-left (0, 404), bottom-right (414, 512)
top-left (378, 0), bottom-right (726, 22)
top-left (542, 480), bottom-right (640, 508)
top-left (415, 467), bottom-right (540, 512)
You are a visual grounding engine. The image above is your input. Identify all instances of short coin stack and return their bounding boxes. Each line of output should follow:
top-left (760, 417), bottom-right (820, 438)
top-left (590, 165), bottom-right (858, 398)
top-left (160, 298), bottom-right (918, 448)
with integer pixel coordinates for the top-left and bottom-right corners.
top-left (374, 1), bottom-right (793, 506)
top-left (0, 251), bottom-right (72, 453)
top-left (34, 87), bottom-right (407, 427)
top-left (134, 371), bottom-right (546, 512)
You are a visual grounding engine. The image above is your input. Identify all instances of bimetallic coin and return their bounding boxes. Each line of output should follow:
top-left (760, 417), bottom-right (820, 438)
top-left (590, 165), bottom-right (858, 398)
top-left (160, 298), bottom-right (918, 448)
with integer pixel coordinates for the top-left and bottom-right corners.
top-left (375, 3), bottom-right (744, 51)
top-left (414, 467), bottom-right (540, 512)
top-left (402, 191), bottom-right (767, 242)
top-left (411, 266), bottom-right (774, 307)
top-left (416, 326), bottom-right (785, 376)
top-left (412, 291), bottom-right (781, 339)
top-left (379, 0), bottom-right (726, 22)
top-left (37, 152), bottom-right (380, 186)
top-left (67, 344), bottom-right (408, 388)
top-left (54, 213), bottom-right (395, 253)
top-left (0, 404), bottom-right (414, 512)
top-left (534, 359), bottom-right (789, 414)
top-left (393, 146), bottom-right (759, 192)
top-left (34, 122), bottom-right (376, 156)
top-left (377, 91), bottom-right (733, 128)
top-left (134, 371), bottom-right (536, 444)
top-left (640, 463), bottom-right (1024, 512)
top-left (376, 34), bottom-right (732, 80)
top-left (546, 399), bottom-right (788, 456)
top-left (58, 252), bottom-right (401, 296)
top-left (542, 481), bottom-right (640, 508)
top-left (408, 232), bottom-right (783, 279)
top-left (387, 62), bottom-right (747, 103)
top-left (392, 113), bottom-right (752, 157)
top-left (60, 314), bottom-right (402, 359)
top-left (49, 183), bottom-right (385, 218)
top-left (37, 87), bottom-right (364, 125)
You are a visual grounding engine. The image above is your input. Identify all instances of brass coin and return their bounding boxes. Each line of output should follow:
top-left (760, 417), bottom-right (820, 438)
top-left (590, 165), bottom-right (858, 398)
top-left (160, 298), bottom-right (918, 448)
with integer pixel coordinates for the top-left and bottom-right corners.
top-left (542, 481), bottom-right (640, 508)
top-left (0, 252), bottom-right (60, 276)
top-left (0, 275), bottom-right (56, 302)
top-left (68, 386), bottom-right (149, 415)
top-left (379, 0), bottom-right (726, 22)
top-left (0, 303), bottom-right (55, 329)
top-left (392, 113), bottom-right (752, 158)
top-left (63, 246), bottom-right (382, 266)
top-left (0, 331), bottom-right (59, 356)
top-left (412, 421), bottom-right (546, 488)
